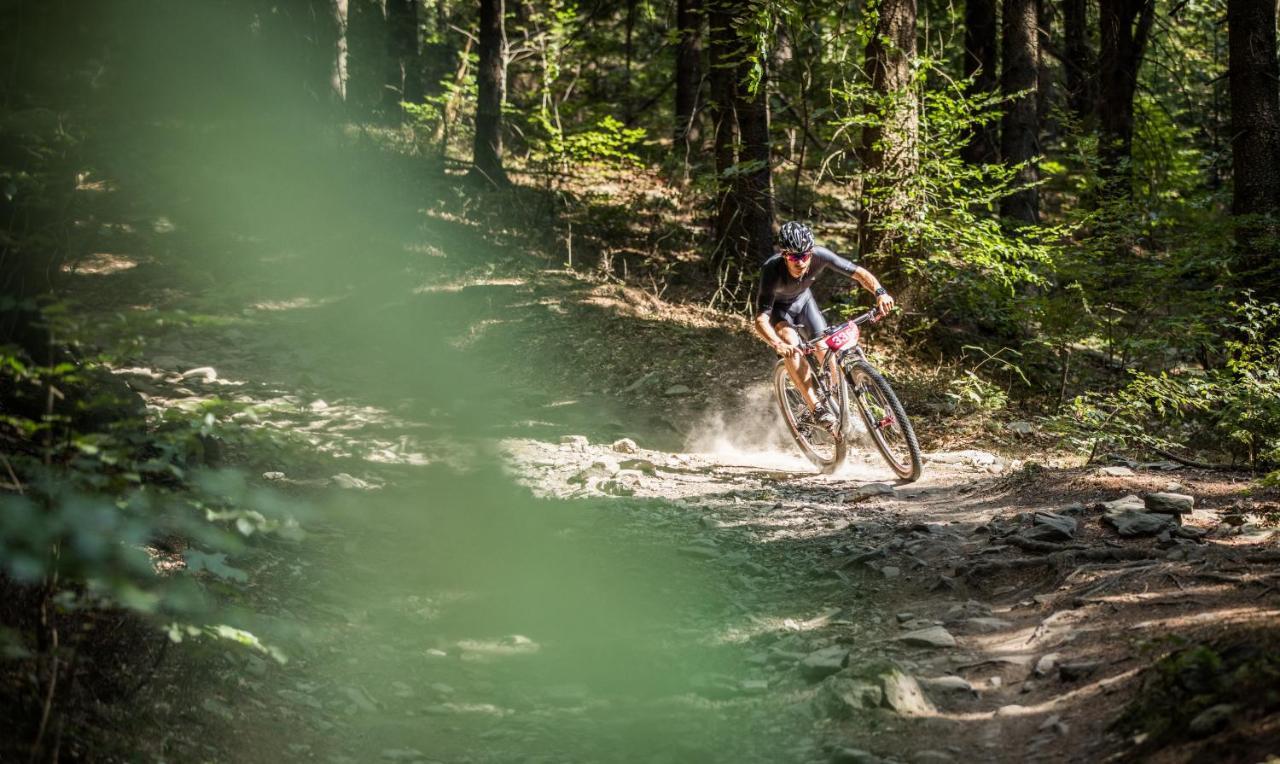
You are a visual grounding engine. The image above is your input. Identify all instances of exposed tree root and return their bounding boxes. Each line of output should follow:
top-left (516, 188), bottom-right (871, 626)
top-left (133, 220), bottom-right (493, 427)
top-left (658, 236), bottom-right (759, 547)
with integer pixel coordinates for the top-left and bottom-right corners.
top-left (961, 546), bottom-right (1155, 579)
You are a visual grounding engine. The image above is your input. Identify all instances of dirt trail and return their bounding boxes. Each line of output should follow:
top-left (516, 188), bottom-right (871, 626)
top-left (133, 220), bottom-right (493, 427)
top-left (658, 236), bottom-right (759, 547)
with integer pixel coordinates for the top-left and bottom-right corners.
top-left (68, 194), bottom-right (1280, 763)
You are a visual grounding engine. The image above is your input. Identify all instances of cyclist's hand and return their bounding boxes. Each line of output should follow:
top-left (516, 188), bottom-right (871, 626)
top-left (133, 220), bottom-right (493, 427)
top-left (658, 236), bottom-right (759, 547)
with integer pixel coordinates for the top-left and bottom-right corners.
top-left (773, 341), bottom-right (799, 358)
top-left (876, 292), bottom-right (895, 316)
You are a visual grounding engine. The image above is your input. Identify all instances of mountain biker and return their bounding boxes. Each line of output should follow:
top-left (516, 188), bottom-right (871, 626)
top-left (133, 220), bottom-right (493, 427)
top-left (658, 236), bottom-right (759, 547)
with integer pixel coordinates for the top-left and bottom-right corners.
top-left (753, 221), bottom-right (896, 434)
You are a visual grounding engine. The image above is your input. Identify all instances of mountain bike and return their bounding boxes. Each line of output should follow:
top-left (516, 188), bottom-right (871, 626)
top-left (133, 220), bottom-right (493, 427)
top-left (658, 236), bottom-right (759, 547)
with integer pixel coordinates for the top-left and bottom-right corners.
top-left (773, 307), bottom-right (923, 481)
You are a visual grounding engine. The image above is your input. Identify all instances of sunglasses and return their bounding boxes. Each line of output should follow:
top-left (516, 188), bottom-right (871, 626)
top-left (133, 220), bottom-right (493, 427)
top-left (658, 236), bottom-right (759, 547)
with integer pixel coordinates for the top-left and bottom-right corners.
top-left (783, 250), bottom-right (812, 262)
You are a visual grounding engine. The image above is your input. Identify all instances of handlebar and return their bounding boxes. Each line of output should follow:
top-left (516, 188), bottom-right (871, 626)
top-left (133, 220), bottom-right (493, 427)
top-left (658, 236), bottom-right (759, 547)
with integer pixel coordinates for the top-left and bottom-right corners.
top-left (796, 306), bottom-right (887, 351)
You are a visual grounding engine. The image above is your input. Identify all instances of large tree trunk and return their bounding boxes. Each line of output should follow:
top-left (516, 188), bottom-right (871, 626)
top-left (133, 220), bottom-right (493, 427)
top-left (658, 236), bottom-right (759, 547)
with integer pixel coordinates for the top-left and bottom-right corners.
top-left (674, 0), bottom-right (703, 158)
top-left (1001, 0), bottom-right (1040, 223)
top-left (348, 0), bottom-right (390, 116)
top-left (387, 0), bottom-right (423, 109)
top-left (857, 0), bottom-right (918, 268)
top-left (962, 0), bottom-right (999, 165)
top-left (735, 47), bottom-right (774, 266)
top-left (332, 0), bottom-right (351, 103)
top-left (1062, 0), bottom-right (1094, 124)
top-left (707, 0), bottom-right (740, 263)
top-left (1097, 0), bottom-right (1154, 195)
top-left (1228, 0), bottom-right (1280, 301)
top-left (472, 0), bottom-right (509, 185)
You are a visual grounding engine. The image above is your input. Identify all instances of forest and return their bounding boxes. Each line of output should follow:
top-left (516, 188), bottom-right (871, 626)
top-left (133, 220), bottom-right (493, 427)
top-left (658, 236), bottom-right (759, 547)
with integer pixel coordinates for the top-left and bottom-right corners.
top-left (2, 0), bottom-right (1279, 761)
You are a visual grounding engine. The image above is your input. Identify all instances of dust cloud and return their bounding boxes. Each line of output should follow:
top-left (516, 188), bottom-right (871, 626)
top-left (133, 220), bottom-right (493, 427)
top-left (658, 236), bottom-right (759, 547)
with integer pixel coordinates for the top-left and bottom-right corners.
top-left (684, 382), bottom-right (811, 468)
top-left (684, 380), bottom-right (877, 474)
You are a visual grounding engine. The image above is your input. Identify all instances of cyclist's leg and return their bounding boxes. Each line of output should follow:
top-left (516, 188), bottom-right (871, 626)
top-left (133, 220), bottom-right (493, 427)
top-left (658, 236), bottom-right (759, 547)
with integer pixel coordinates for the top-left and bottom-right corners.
top-left (798, 298), bottom-right (830, 370)
top-left (775, 320), bottom-right (822, 412)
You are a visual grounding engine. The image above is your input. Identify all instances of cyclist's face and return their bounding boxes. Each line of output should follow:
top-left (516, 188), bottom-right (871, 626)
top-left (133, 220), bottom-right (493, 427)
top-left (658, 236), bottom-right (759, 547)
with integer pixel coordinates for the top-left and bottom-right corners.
top-left (784, 249), bottom-right (812, 275)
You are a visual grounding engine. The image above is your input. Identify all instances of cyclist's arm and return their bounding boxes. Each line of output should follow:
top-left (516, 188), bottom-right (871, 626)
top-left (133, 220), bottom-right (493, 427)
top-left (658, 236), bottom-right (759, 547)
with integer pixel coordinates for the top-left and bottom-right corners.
top-left (753, 311), bottom-right (789, 351)
top-left (849, 265), bottom-right (883, 294)
top-left (849, 265), bottom-right (895, 313)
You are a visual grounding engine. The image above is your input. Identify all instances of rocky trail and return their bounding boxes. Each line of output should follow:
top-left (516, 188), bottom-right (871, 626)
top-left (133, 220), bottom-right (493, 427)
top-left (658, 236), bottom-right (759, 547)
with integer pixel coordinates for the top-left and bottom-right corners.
top-left (67, 203), bottom-right (1280, 763)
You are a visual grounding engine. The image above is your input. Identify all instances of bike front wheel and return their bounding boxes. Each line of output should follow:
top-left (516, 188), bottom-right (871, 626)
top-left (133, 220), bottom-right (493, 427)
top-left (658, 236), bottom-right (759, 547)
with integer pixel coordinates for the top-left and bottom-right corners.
top-left (847, 360), bottom-right (923, 482)
top-left (773, 353), bottom-right (848, 474)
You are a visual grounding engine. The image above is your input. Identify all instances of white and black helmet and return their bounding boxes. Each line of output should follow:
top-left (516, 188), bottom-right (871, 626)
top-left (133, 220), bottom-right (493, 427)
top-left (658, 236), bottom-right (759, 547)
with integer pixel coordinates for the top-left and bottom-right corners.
top-left (777, 221), bottom-right (814, 253)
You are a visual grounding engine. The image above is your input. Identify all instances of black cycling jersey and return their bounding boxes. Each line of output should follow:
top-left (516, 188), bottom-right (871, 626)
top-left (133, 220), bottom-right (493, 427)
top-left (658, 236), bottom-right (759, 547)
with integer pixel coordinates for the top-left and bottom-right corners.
top-left (755, 245), bottom-right (858, 315)
top-left (755, 246), bottom-right (859, 340)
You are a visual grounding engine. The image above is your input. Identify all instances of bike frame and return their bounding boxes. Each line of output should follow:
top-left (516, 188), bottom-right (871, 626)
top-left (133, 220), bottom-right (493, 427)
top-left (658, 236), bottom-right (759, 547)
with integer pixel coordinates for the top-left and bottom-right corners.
top-left (791, 308), bottom-right (883, 442)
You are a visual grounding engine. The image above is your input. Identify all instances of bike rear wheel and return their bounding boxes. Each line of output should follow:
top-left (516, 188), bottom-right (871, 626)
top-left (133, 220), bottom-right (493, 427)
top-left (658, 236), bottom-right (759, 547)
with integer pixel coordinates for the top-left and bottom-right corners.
top-left (847, 360), bottom-right (922, 481)
top-left (773, 353), bottom-right (848, 473)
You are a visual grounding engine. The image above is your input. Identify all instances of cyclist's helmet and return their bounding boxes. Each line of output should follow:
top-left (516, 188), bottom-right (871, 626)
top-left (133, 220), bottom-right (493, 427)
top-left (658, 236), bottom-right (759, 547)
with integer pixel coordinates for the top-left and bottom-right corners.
top-left (778, 221), bottom-right (814, 254)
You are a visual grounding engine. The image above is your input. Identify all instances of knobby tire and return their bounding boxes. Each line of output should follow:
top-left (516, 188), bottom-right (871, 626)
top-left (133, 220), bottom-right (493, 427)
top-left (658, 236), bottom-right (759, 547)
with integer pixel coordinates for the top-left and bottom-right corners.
top-left (846, 359), bottom-right (922, 482)
top-left (773, 353), bottom-right (848, 474)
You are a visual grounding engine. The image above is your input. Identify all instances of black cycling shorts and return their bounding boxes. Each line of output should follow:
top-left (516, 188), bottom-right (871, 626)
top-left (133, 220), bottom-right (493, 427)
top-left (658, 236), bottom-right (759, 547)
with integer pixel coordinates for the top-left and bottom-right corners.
top-left (769, 296), bottom-right (827, 340)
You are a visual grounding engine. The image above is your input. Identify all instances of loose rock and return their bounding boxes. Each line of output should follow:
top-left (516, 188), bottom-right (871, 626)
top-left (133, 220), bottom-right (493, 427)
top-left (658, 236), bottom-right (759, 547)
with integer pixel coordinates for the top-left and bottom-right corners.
top-left (611, 438), bottom-right (638, 454)
top-left (1058, 661), bottom-right (1102, 681)
top-left (848, 483), bottom-right (896, 502)
top-left (815, 676), bottom-right (883, 717)
top-left (1097, 466), bottom-right (1135, 477)
top-left (1188, 703), bottom-right (1237, 737)
top-left (1143, 492), bottom-right (1194, 514)
top-left (1027, 511), bottom-right (1077, 541)
top-left (919, 675), bottom-right (975, 695)
top-left (1034, 653), bottom-right (1061, 677)
top-left (801, 646), bottom-right (850, 681)
top-left (880, 669), bottom-right (936, 716)
top-left (1103, 511), bottom-right (1175, 537)
top-left (1097, 495), bottom-right (1145, 513)
top-left (897, 626), bottom-right (956, 648)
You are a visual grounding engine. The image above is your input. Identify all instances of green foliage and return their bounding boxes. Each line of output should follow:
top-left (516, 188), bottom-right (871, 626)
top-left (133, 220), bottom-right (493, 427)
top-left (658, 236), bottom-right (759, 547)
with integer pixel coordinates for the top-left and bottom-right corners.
top-left (1045, 299), bottom-right (1280, 468)
top-left (1117, 639), bottom-right (1280, 750)
top-left (533, 115), bottom-right (647, 170)
top-left (946, 370), bottom-right (1009, 415)
top-left (0, 347), bottom-right (304, 647)
top-left (832, 64), bottom-right (1060, 338)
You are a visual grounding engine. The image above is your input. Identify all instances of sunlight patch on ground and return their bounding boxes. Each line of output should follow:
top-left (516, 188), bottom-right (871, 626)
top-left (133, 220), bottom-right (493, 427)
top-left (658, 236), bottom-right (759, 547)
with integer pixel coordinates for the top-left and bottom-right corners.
top-left (117, 364), bottom-right (468, 470)
top-left (250, 296), bottom-right (335, 312)
top-left (580, 282), bottom-right (750, 330)
top-left (64, 252), bottom-right (138, 275)
top-left (711, 607), bottom-right (851, 647)
top-left (1129, 606), bottom-right (1280, 632)
top-left (936, 667), bottom-right (1143, 722)
top-left (413, 277), bottom-right (526, 294)
top-left (450, 318), bottom-right (509, 349)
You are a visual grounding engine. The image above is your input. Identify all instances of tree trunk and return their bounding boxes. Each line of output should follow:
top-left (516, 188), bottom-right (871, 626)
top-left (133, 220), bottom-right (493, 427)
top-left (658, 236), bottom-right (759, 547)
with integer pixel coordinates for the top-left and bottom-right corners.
top-left (472, 0), bottom-right (509, 185)
top-left (387, 0), bottom-right (423, 109)
top-left (707, 0), bottom-right (740, 263)
top-left (332, 0), bottom-right (353, 103)
top-left (1228, 0), bottom-right (1280, 300)
top-left (1001, 0), bottom-right (1040, 223)
top-left (675, 0), bottom-right (703, 157)
top-left (1037, 0), bottom-right (1055, 137)
top-left (857, 0), bottom-right (918, 268)
top-left (735, 45), bottom-right (774, 266)
top-left (348, 0), bottom-right (390, 116)
top-left (1097, 0), bottom-right (1154, 194)
top-left (1062, 0), bottom-right (1094, 124)
top-left (625, 0), bottom-right (636, 121)
top-left (962, 0), bottom-right (999, 165)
